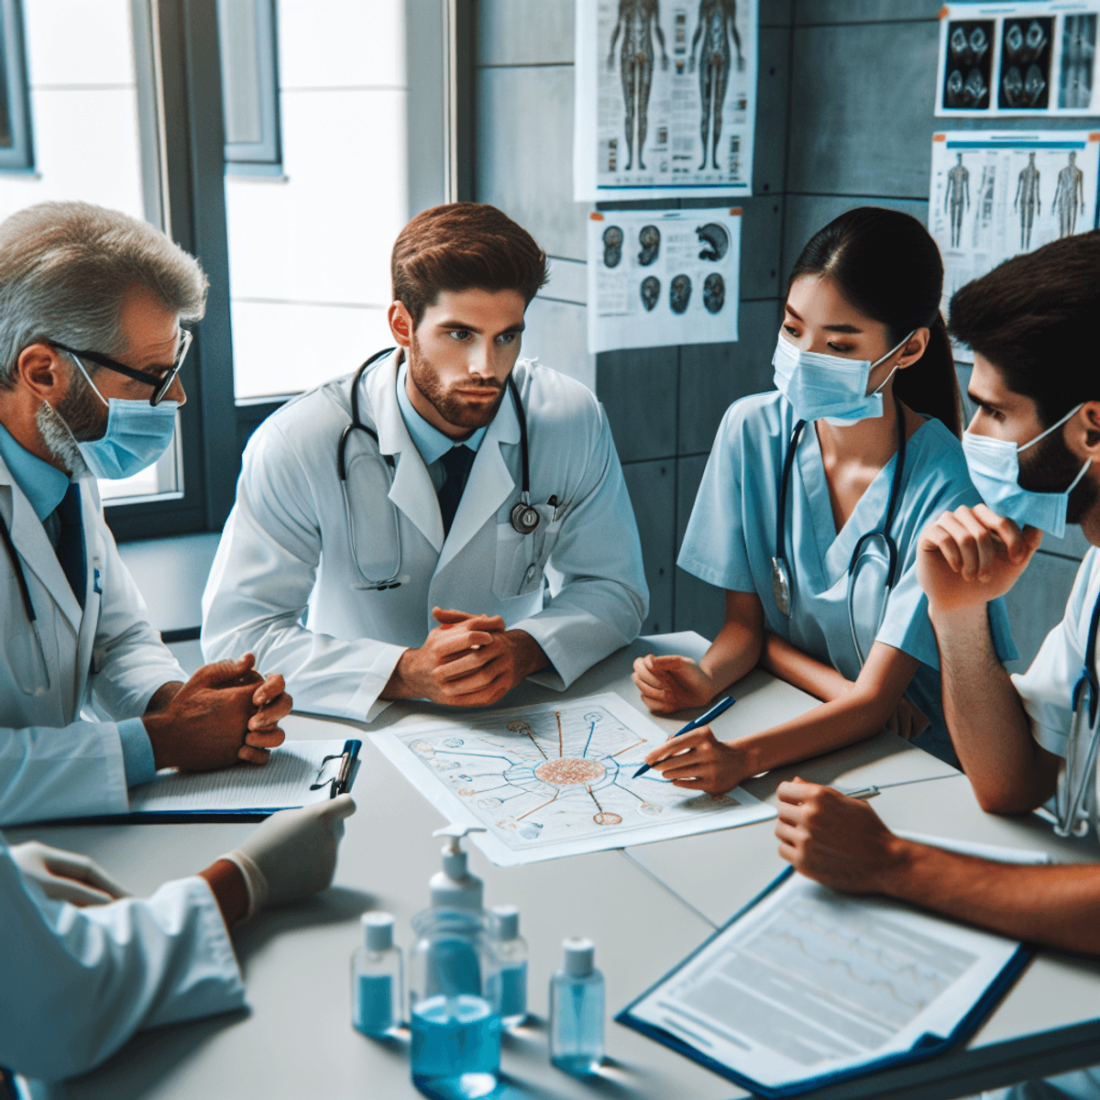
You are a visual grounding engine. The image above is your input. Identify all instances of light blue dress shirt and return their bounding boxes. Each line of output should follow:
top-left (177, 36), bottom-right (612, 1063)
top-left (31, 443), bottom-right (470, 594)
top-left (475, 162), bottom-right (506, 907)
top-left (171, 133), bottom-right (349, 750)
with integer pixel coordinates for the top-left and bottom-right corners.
top-left (0, 424), bottom-right (155, 785)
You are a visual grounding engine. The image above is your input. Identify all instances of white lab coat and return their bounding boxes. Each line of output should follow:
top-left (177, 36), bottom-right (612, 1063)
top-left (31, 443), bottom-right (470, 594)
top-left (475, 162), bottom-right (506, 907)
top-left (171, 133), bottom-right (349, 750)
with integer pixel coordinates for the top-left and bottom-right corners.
top-left (0, 833), bottom-right (245, 1092)
top-left (0, 456), bottom-right (186, 825)
top-left (202, 354), bottom-right (648, 721)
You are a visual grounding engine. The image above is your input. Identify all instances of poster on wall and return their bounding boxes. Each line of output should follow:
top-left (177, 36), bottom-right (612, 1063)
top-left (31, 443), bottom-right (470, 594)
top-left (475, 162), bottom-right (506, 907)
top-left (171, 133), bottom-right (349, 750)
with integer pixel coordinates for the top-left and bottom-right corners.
top-left (586, 207), bottom-right (741, 353)
top-left (929, 131), bottom-right (1100, 360)
top-left (936, 2), bottom-right (1100, 116)
top-left (574, 0), bottom-right (758, 201)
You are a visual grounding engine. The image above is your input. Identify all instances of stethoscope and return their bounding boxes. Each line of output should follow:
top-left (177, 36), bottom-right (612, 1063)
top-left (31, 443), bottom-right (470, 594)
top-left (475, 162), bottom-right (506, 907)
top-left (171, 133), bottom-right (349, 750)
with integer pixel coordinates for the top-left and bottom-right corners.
top-left (338, 349), bottom-right (540, 591)
top-left (770, 393), bottom-right (907, 668)
top-left (0, 507), bottom-right (50, 695)
top-left (1054, 589), bottom-right (1100, 837)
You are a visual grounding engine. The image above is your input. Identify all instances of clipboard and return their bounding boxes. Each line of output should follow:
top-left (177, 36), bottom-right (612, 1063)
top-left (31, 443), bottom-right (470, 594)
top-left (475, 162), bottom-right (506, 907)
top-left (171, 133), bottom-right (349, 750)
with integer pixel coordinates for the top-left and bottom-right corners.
top-left (616, 867), bottom-right (1033, 1098)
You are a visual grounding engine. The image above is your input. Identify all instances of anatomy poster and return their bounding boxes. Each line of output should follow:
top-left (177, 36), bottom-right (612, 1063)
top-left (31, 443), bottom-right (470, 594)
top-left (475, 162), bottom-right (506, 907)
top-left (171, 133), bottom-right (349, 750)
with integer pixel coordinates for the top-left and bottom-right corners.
top-left (930, 131), bottom-right (1099, 357)
top-left (374, 693), bottom-right (773, 866)
top-left (574, 0), bottom-right (758, 200)
top-left (587, 207), bottom-right (740, 353)
top-left (936, 2), bottom-right (1100, 116)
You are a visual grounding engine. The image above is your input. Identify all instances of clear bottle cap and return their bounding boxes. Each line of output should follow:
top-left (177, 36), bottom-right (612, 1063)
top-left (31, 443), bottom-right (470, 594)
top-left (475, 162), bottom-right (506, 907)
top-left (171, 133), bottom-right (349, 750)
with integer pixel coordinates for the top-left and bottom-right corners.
top-left (562, 937), bottom-right (595, 978)
top-left (491, 904), bottom-right (520, 940)
top-left (362, 911), bottom-right (395, 951)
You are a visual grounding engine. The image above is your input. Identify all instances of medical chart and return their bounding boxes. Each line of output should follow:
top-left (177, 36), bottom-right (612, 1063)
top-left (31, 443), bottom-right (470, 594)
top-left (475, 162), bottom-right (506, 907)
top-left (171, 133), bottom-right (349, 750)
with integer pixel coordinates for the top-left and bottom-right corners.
top-left (587, 207), bottom-right (740, 353)
top-left (574, 0), bottom-right (758, 200)
top-left (929, 130), bottom-right (1099, 360)
top-left (936, 2), bottom-right (1100, 117)
top-left (621, 873), bottom-right (1025, 1093)
top-left (373, 693), bottom-right (773, 866)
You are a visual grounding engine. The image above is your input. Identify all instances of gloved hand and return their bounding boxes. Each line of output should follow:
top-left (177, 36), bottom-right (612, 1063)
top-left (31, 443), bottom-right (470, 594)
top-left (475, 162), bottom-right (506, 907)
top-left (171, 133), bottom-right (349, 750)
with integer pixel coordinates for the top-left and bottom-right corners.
top-left (11, 841), bottom-right (130, 906)
top-left (221, 794), bottom-right (356, 919)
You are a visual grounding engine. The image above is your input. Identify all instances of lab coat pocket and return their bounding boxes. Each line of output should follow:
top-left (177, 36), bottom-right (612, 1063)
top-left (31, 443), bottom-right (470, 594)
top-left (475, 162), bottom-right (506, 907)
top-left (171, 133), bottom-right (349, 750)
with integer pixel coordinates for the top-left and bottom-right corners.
top-left (491, 507), bottom-right (562, 599)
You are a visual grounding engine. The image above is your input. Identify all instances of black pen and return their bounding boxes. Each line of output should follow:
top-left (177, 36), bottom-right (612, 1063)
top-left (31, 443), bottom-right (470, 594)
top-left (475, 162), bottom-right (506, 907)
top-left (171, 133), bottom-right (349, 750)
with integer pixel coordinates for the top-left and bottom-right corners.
top-left (633, 695), bottom-right (736, 778)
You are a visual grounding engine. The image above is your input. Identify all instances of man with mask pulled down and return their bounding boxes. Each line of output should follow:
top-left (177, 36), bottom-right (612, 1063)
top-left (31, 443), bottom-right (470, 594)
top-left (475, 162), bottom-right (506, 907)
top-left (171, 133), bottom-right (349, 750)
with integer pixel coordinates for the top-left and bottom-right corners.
top-left (774, 230), bottom-right (1100, 1100)
top-left (0, 201), bottom-right (294, 826)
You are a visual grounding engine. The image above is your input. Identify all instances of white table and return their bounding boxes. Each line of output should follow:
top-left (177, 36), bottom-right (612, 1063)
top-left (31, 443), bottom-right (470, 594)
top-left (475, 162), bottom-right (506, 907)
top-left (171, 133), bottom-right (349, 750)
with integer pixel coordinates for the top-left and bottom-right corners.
top-left (12, 634), bottom-right (1100, 1100)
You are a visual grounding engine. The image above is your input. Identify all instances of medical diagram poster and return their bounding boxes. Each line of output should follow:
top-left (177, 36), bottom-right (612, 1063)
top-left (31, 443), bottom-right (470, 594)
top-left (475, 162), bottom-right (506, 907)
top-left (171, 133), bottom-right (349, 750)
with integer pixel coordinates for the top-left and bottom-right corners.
top-left (587, 206), bottom-right (740, 353)
top-left (936, 2), bottom-right (1100, 116)
top-left (573, 0), bottom-right (758, 201)
top-left (929, 131), bottom-right (1099, 359)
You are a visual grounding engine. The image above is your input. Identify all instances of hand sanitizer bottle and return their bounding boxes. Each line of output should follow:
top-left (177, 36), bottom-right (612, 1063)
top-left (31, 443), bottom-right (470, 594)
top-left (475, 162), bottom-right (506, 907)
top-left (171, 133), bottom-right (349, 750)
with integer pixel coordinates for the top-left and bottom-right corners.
top-left (490, 905), bottom-right (528, 1028)
top-left (351, 912), bottom-right (403, 1038)
top-left (550, 938), bottom-right (604, 1076)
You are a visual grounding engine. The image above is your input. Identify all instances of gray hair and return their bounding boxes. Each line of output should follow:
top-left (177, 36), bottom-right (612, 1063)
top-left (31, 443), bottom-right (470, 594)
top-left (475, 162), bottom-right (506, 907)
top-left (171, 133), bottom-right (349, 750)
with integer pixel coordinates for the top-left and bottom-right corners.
top-left (0, 201), bottom-right (208, 389)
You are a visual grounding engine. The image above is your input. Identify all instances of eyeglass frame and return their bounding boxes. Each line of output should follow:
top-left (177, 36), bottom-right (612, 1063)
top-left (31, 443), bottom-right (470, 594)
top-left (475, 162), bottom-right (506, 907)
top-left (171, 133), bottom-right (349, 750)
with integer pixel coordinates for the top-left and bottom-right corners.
top-left (48, 329), bottom-right (193, 406)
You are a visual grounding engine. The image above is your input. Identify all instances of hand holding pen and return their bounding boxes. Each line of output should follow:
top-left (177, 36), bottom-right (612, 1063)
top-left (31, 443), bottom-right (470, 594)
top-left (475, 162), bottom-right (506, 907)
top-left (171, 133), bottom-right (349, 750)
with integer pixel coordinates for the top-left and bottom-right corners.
top-left (633, 696), bottom-right (736, 778)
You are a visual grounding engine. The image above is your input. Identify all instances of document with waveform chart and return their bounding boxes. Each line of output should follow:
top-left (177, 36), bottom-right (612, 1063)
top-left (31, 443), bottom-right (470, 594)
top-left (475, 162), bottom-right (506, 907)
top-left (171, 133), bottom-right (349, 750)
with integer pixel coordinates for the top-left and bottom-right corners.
top-left (618, 869), bottom-right (1028, 1097)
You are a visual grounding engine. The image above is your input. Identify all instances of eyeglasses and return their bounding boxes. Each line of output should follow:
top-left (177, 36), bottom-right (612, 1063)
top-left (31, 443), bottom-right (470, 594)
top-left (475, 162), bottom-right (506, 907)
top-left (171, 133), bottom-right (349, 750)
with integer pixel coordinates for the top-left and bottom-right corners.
top-left (49, 329), bottom-right (193, 406)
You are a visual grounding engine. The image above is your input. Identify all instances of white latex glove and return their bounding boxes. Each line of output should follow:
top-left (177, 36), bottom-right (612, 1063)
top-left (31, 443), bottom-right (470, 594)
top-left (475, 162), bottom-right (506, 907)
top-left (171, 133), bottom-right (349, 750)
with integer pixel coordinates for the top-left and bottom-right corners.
top-left (11, 841), bottom-right (130, 906)
top-left (221, 794), bottom-right (356, 919)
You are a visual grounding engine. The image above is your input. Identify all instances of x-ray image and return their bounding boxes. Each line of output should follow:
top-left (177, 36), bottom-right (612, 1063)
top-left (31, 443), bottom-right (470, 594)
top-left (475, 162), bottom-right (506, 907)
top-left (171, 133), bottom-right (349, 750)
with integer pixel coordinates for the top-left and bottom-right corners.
top-left (640, 276), bottom-right (660, 311)
top-left (998, 17), bottom-right (1053, 109)
top-left (603, 225), bottom-right (624, 267)
top-left (942, 19), bottom-right (994, 109)
top-left (669, 274), bottom-right (692, 313)
top-left (695, 222), bottom-right (730, 260)
top-left (1059, 14), bottom-right (1097, 109)
top-left (638, 225), bottom-right (661, 265)
top-left (703, 273), bottom-right (725, 313)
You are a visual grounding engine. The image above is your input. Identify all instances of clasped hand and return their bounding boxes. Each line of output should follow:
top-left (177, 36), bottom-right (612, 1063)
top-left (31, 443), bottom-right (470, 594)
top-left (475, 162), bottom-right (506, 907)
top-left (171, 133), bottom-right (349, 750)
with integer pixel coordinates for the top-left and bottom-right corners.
top-left (632, 653), bottom-right (717, 715)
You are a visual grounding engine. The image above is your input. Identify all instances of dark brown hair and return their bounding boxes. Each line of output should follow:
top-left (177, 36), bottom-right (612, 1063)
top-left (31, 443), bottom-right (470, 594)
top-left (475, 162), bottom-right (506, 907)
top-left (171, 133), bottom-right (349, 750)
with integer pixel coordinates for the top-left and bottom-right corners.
top-left (789, 206), bottom-right (963, 437)
top-left (949, 229), bottom-right (1100, 427)
top-left (391, 203), bottom-right (549, 327)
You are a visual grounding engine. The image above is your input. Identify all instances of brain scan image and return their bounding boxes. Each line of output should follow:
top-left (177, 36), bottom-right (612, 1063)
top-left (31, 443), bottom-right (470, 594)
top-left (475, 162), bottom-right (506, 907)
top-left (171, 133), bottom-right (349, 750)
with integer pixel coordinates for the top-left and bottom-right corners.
top-left (640, 276), bottom-right (660, 311)
top-left (670, 274), bottom-right (692, 314)
top-left (602, 225), bottom-right (624, 268)
top-left (695, 222), bottom-right (729, 261)
top-left (638, 224), bottom-right (661, 266)
top-left (703, 272), bottom-right (725, 313)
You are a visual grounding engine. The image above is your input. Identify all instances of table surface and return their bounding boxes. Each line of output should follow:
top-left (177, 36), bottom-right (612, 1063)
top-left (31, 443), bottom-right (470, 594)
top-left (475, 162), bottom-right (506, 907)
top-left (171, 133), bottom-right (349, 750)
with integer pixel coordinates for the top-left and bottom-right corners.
top-left (13, 633), bottom-right (1100, 1100)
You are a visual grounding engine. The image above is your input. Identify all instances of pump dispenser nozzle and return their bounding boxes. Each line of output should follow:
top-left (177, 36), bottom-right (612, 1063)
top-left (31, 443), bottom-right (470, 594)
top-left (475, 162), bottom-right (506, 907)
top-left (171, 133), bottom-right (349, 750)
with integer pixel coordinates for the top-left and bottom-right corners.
top-left (429, 824), bottom-right (487, 911)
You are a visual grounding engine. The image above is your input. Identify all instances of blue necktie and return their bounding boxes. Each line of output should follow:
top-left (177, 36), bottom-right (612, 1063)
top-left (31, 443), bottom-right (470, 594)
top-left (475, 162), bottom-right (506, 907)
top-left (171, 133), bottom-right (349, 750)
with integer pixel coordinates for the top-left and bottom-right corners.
top-left (437, 445), bottom-right (475, 537)
top-left (54, 482), bottom-right (85, 607)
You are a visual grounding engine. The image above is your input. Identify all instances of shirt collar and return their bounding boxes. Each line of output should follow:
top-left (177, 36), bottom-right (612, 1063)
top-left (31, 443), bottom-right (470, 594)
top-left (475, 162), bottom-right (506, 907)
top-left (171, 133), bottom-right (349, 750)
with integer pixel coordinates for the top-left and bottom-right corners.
top-left (0, 422), bottom-right (71, 522)
top-left (396, 359), bottom-right (487, 465)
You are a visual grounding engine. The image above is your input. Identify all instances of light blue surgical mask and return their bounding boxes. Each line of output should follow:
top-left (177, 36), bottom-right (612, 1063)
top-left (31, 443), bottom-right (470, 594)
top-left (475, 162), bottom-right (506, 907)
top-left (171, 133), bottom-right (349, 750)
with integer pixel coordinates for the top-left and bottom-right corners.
top-left (78, 398), bottom-right (179, 480)
top-left (772, 331), bottom-right (912, 425)
top-left (962, 404), bottom-right (1090, 539)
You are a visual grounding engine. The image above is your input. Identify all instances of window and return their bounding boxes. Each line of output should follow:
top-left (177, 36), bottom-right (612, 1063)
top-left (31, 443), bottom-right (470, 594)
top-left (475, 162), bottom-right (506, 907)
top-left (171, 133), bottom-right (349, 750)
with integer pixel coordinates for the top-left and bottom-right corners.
top-left (218, 0), bottom-right (281, 174)
top-left (0, 0), bottom-right (32, 172)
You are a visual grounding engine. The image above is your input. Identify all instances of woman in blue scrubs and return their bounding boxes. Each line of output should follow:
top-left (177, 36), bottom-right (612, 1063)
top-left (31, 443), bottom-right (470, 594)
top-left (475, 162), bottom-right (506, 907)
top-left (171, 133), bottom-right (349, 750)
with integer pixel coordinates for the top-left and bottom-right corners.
top-left (633, 207), bottom-right (1014, 787)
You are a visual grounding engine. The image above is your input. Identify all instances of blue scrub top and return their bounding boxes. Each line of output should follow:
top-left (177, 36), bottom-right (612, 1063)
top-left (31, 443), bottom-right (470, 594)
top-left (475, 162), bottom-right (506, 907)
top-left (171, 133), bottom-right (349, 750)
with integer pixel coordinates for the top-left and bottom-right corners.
top-left (678, 391), bottom-right (1017, 764)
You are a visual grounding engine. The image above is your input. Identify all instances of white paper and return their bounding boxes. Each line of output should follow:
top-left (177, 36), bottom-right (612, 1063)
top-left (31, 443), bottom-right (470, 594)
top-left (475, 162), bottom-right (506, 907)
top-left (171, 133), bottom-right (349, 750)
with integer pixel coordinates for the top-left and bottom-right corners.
top-left (628, 874), bottom-right (1022, 1090)
top-left (587, 206), bottom-right (740, 353)
top-left (936, 2), bottom-right (1100, 117)
top-left (128, 740), bottom-right (354, 813)
top-left (574, 0), bottom-right (758, 200)
top-left (373, 693), bottom-right (773, 866)
top-left (929, 130), bottom-right (1099, 361)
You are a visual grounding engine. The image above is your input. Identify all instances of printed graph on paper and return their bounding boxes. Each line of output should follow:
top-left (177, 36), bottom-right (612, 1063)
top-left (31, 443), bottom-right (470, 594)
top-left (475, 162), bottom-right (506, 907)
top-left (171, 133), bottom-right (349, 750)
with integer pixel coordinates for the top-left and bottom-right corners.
top-left (374, 692), bottom-right (773, 866)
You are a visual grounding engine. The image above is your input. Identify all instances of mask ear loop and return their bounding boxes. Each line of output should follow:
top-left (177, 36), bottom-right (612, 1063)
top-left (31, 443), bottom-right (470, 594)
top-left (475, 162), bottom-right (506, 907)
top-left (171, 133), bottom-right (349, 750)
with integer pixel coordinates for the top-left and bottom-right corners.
top-left (867, 330), bottom-right (916, 399)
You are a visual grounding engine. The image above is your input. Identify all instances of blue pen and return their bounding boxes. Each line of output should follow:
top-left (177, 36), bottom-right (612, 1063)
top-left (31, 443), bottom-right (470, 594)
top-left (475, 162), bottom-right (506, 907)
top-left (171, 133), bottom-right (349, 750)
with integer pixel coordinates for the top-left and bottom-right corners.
top-left (633, 695), bottom-right (736, 778)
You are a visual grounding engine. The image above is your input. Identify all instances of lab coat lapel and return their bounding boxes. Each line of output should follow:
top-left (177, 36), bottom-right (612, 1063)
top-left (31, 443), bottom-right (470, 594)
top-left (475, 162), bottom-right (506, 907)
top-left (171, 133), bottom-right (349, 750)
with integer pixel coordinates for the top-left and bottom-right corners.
top-left (366, 354), bottom-right (445, 552)
top-left (72, 476), bottom-right (103, 703)
top-left (435, 391), bottom-right (520, 575)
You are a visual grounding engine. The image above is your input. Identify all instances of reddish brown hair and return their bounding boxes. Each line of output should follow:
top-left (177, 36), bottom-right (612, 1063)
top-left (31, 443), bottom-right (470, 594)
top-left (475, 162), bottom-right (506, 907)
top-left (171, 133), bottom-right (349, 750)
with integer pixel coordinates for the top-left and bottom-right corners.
top-left (391, 203), bottom-right (549, 327)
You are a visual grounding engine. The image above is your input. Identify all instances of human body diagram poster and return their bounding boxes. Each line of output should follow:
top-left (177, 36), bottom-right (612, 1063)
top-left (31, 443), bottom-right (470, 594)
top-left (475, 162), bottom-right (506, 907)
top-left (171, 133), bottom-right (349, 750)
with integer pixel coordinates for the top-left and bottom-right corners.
top-left (374, 693), bottom-right (773, 866)
top-left (929, 131), bottom-right (1099, 359)
top-left (574, 0), bottom-right (758, 200)
top-left (936, 2), bottom-right (1100, 116)
top-left (587, 207), bottom-right (741, 353)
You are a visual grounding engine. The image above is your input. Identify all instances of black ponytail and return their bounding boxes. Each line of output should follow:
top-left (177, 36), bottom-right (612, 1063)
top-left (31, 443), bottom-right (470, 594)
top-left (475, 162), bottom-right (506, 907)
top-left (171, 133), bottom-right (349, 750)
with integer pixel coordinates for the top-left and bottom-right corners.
top-left (789, 207), bottom-right (963, 438)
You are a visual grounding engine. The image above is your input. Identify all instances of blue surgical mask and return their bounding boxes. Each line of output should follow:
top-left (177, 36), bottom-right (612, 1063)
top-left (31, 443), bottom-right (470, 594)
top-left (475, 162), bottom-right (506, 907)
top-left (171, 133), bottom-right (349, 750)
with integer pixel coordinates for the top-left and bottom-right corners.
top-left (772, 331), bottom-right (912, 425)
top-left (962, 404), bottom-right (1090, 538)
top-left (78, 398), bottom-right (179, 480)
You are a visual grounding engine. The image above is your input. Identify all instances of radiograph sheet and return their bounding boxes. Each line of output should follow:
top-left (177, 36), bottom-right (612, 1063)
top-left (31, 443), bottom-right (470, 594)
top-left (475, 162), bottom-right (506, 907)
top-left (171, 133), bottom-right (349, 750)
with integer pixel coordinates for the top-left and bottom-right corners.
top-left (930, 131), bottom-right (1099, 360)
top-left (574, 0), bottom-right (758, 200)
top-left (587, 206), bottom-right (740, 353)
top-left (936, 2), bottom-right (1100, 117)
top-left (374, 693), bottom-right (773, 866)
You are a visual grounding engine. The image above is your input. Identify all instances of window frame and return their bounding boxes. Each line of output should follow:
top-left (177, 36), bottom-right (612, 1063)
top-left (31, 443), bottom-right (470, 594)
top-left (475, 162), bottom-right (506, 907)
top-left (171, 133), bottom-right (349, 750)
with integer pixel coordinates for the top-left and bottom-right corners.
top-left (0, 0), bottom-right (34, 173)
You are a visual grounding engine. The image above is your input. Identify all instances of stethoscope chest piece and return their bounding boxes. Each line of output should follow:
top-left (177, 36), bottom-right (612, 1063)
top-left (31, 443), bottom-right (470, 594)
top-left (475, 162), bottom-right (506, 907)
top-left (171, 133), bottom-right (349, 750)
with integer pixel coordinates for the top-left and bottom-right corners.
top-left (510, 498), bottom-right (541, 536)
top-left (771, 556), bottom-right (792, 617)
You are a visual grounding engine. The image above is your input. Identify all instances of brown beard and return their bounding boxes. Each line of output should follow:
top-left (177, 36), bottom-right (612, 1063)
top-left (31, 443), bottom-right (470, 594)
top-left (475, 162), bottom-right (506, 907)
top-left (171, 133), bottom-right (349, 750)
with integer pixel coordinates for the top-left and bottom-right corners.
top-left (406, 334), bottom-right (506, 432)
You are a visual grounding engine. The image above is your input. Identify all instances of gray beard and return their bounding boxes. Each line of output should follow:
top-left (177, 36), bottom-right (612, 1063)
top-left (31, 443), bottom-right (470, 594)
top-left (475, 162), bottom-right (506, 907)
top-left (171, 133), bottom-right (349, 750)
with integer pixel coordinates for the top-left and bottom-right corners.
top-left (35, 400), bottom-right (91, 479)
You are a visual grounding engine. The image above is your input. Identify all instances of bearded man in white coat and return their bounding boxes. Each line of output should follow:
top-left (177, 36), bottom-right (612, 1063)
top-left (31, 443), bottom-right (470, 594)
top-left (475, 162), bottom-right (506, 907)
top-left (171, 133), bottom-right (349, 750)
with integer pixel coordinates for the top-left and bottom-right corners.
top-left (202, 203), bottom-right (648, 721)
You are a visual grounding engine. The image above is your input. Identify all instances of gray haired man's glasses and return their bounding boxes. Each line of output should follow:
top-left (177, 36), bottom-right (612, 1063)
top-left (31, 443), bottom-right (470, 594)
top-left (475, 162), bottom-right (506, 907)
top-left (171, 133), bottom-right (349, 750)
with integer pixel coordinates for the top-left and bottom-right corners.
top-left (49, 329), bottom-right (193, 406)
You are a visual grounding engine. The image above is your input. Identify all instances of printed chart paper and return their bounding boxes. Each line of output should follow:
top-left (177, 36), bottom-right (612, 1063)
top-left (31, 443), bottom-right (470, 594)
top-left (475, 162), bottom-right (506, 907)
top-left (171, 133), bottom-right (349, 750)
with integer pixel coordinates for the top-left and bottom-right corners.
top-left (929, 131), bottom-right (1099, 359)
top-left (936, 2), bottom-right (1100, 117)
top-left (587, 207), bottom-right (741, 353)
top-left (374, 693), bottom-right (773, 866)
top-left (622, 873), bottom-right (1024, 1094)
top-left (574, 0), bottom-right (758, 200)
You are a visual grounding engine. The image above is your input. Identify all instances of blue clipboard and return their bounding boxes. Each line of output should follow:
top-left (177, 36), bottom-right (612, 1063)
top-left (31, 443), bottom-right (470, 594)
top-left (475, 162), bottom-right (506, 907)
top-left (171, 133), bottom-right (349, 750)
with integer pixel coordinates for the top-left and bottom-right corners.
top-left (616, 866), bottom-right (1033, 1098)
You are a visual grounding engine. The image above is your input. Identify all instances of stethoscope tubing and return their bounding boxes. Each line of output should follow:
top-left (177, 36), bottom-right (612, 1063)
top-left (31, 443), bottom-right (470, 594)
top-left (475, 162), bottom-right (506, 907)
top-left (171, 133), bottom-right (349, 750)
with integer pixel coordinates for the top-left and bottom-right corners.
top-left (1056, 589), bottom-right (1100, 836)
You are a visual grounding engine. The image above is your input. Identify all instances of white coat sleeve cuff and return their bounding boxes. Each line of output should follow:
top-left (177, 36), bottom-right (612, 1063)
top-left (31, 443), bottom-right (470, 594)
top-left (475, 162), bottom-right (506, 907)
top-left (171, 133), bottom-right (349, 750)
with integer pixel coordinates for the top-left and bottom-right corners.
top-left (117, 718), bottom-right (156, 787)
top-left (347, 642), bottom-right (408, 722)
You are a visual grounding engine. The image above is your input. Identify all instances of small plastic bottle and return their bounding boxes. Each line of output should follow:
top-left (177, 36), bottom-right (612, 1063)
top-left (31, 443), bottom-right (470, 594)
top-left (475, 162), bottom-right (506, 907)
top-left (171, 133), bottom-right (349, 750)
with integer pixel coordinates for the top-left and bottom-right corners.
top-left (490, 905), bottom-right (528, 1028)
top-left (352, 911), bottom-right (404, 1037)
top-left (549, 938), bottom-right (604, 1075)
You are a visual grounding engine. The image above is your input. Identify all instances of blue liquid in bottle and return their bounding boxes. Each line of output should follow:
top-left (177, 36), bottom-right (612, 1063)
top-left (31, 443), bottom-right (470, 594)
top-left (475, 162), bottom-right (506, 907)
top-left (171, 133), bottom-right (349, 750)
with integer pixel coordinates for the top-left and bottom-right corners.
top-left (410, 994), bottom-right (501, 1099)
top-left (499, 962), bottom-right (527, 1027)
top-left (354, 974), bottom-right (394, 1036)
top-left (549, 938), bottom-right (604, 1076)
